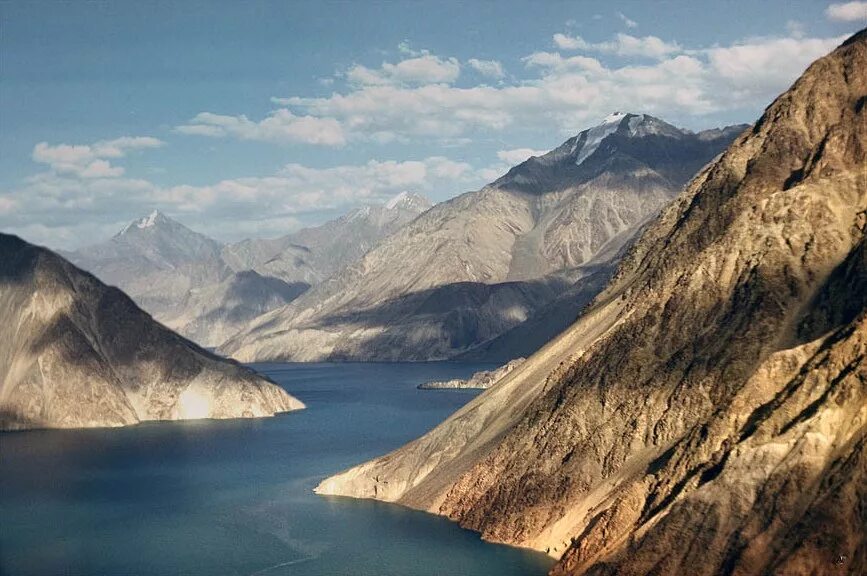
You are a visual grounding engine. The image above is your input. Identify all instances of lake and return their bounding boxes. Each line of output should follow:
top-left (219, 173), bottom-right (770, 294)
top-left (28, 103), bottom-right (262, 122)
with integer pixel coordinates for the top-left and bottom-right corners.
top-left (0, 362), bottom-right (554, 576)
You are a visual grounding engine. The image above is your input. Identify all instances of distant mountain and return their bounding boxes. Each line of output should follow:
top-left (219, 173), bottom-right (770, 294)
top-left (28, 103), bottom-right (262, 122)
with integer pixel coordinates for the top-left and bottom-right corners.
top-left (0, 233), bottom-right (303, 430)
top-left (66, 209), bottom-right (230, 320)
top-left (222, 114), bottom-right (745, 362)
top-left (167, 270), bottom-right (310, 348)
top-left (67, 193), bottom-right (432, 347)
top-left (221, 192), bottom-right (433, 284)
top-left (315, 32), bottom-right (867, 575)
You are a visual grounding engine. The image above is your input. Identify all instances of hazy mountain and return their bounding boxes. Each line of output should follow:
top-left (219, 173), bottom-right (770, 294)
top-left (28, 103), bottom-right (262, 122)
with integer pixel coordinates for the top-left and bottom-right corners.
top-left (166, 271), bottom-right (310, 348)
top-left (223, 114), bottom-right (745, 362)
top-left (67, 194), bottom-right (431, 346)
top-left (0, 233), bottom-right (304, 430)
top-left (316, 32), bottom-right (866, 575)
top-left (221, 191), bottom-right (433, 284)
top-left (66, 210), bottom-right (231, 320)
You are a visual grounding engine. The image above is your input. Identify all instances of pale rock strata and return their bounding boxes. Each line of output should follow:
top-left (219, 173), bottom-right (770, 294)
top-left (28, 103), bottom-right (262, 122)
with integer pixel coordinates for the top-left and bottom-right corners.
top-left (418, 358), bottom-right (526, 389)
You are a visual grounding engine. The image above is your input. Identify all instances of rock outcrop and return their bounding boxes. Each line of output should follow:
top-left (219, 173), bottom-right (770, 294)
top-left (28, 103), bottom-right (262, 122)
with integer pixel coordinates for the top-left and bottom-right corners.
top-left (0, 234), bottom-right (304, 430)
top-left (418, 358), bottom-right (526, 389)
top-left (223, 115), bottom-right (744, 362)
top-left (316, 31), bottom-right (867, 575)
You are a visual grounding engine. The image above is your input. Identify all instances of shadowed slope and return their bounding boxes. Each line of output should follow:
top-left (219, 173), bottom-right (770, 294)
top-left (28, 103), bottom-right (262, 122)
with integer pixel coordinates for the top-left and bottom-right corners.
top-left (0, 234), bottom-right (303, 430)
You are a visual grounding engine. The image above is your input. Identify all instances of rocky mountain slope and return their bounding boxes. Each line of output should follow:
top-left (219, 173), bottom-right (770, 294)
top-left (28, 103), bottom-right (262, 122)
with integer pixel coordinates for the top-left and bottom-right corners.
top-left (220, 192), bottom-right (432, 284)
top-left (67, 194), bottom-right (430, 347)
top-left (223, 115), bottom-right (744, 362)
top-left (0, 233), bottom-right (304, 430)
top-left (316, 31), bottom-right (867, 575)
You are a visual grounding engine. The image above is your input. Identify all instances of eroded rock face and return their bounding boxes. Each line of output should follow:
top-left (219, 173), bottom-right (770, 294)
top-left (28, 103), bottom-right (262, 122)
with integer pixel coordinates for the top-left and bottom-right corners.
top-left (316, 31), bottom-right (867, 575)
top-left (223, 116), bottom-right (743, 363)
top-left (0, 234), bottom-right (304, 430)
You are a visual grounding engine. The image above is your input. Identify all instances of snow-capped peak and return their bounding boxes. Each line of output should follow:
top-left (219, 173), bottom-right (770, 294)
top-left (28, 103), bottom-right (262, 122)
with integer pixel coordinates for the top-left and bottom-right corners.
top-left (384, 192), bottom-right (432, 213)
top-left (574, 113), bottom-right (630, 166)
top-left (137, 210), bottom-right (161, 229)
top-left (602, 111), bottom-right (627, 124)
top-left (386, 191), bottom-right (411, 210)
top-left (118, 210), bottom-right (166, 235)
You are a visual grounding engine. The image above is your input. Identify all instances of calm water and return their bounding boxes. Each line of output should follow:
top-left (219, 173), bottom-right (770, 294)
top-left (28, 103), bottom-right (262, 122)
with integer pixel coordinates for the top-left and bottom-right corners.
top-left (0, 362), bottom-right (553, 576)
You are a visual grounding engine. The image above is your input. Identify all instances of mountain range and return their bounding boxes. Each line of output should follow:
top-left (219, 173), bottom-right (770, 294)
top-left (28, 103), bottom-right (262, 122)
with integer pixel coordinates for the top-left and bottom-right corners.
top-left (222, 114), bottom-right (746, 362)
top-left (66, 193), bottom-right (431, 347)
top-left (0, 233), bottom-right (304, 430)
top-left (315, 31), bottom-right (867, 575)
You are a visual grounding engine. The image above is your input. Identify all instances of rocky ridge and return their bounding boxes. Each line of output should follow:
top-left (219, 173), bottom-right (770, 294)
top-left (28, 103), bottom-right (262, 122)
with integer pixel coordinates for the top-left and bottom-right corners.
top-left (223, 115), bottom-right (744, 362)
top-left (315, 31), bottom-right (867, 575)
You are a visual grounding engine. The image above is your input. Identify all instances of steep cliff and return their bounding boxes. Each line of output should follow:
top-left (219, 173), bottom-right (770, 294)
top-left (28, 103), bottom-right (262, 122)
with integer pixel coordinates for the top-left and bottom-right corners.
top-left (316, 31), bottom-right (867, 575)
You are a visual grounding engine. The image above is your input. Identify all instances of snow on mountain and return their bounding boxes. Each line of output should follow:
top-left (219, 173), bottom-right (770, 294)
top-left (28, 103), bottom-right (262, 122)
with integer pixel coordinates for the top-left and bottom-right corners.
top-left (574, 112), bottom-right (629, 165)
top-left (221, 114), bottom-right (746, 362)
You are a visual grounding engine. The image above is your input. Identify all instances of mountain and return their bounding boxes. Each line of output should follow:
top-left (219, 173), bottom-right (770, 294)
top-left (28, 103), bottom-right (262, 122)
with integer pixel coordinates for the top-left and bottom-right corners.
top-left (65, 210), bottom-right (304, 348)
top-left (165, 270), bottom-right (310, 348)
top-left (0, 233), bottom-right (304, 430)
top-left (222, 115), bottom-right (745, 362)
top-left (315, 31), bottom-right (867, 575)
top-left (220, 192), bottom-right (433, 284)
top-left (66, 210), bottom-right (231, 321)
top-left (67, 194), bottom-right (431, 347)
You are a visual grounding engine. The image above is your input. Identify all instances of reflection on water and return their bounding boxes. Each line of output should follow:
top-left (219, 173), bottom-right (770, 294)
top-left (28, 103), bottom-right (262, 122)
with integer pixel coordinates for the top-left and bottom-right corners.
top-left (0, 362), bottom-right (553, 576)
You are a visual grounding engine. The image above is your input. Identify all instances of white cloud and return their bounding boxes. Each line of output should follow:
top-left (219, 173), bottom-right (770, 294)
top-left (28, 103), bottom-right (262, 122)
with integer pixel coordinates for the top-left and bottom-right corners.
top-left (825, 2), bottom-right (867, 21)
top-left (258, 32), bottom-right (842, 144)
top-left (346, 54), bottom-right (461, 86)
top-left (468, 58), bottom-right (505, 79)
top-left (522, 52), bottom-right (606, 74)
top-left (706, 35), bottom-right (847, 101)
top-left (552, 33), bottom-right (589, 51)
top-left (2, 154), bottom-right (487, 248)
top-left (553, 33), bottom-right (681, 59)
top-left (175, 110), bottom-right (346, 146)
top-left (397, 40), bottom-right (426, 57)
top-left (785, 20), bottom-right (806, 39)
top-left (497, 148), bottom-right (548, 165)
top-left (0, 196), bottom-right (16, 215)
top-left (31, 136), bottom-right (163, 179)
top-left (617, 12), bottom-right (638, 29)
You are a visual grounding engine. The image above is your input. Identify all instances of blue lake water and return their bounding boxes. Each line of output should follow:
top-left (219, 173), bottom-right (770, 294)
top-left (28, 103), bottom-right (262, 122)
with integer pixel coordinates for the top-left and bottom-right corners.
top-left (0, 362), bottom-right (554, 576)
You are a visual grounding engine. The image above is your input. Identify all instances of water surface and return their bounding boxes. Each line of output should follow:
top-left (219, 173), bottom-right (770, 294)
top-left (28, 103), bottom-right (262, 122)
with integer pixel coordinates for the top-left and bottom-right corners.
top-left (0, 362), bottom-right (554, 576)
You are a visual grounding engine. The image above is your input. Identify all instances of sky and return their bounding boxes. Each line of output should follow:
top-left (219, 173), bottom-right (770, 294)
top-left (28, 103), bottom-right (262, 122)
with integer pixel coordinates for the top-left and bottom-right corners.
top-left (1, 0), bottom-right (864, 249)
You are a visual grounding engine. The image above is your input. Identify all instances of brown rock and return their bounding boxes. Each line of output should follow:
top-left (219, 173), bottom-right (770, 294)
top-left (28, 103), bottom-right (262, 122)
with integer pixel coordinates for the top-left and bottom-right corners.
top-left (316, 29), bottom-right (867, 576)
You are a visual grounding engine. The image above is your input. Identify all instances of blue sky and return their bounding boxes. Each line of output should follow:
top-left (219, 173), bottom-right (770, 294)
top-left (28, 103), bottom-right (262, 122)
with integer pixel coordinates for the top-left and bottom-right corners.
top-left (1, 0), bottom-right (864, 248)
